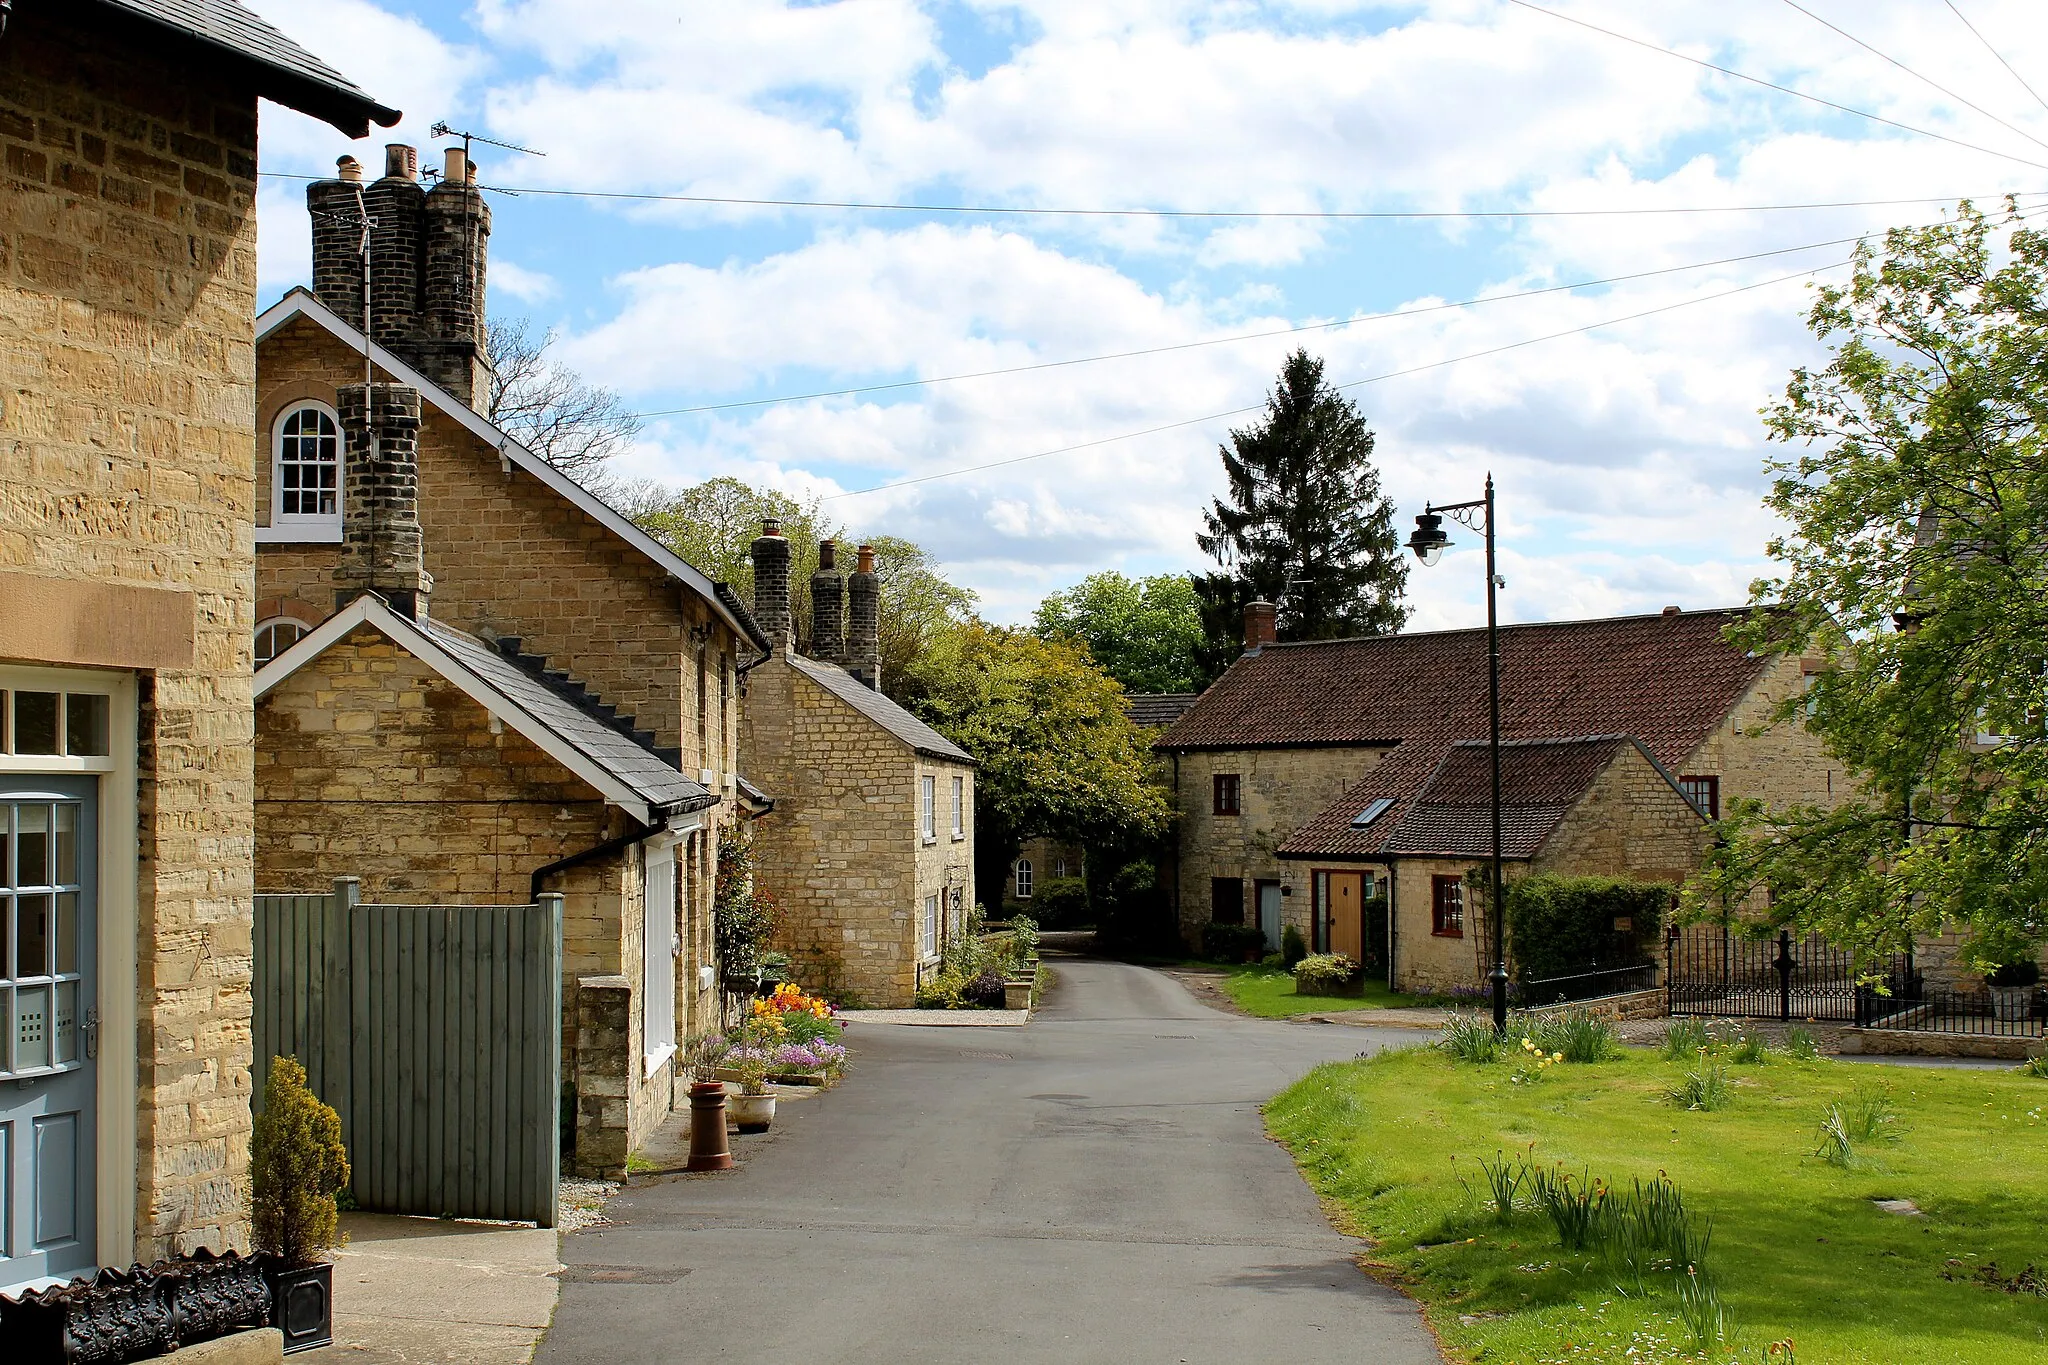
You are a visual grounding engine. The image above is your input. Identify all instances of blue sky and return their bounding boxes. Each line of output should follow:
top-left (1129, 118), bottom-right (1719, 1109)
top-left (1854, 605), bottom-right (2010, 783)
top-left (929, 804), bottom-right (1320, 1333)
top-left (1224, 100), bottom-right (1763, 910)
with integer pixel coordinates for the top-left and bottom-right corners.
top-left (249, 0), bottom-right (2048, 627)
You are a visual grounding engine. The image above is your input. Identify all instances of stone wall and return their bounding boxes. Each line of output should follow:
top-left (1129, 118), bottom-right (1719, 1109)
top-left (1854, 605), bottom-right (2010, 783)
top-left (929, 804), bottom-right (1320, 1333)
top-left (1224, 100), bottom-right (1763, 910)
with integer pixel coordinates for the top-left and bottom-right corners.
top-left (1680, 652), bottom-right (1842, 813)
top-left (1169, 746), bottom-right (1388, 948)
top-left (1389, 856), bottom-right (1492, 997)
top-left (913, 761), bottom-right (975, 972)
top-left (0, 10), bottom-right (264, 1260)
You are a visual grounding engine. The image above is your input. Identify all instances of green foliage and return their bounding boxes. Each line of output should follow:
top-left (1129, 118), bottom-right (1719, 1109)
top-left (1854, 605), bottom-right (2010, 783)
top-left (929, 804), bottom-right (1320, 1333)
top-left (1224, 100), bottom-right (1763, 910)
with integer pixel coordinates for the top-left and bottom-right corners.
top-left (1193, 348), bottom-right (1409, 655)
top-left (1815, 1106), bottom-right (1862, 1169)
top-left (1006, 912), bottom-right (1039, 960)
top-left (1675, 1266), bottom-right (1728, 1351)
top-left (713, 828), bottom-right (779, 988)
top-left (1438, 1012), bottom-right (1503, 1063)
top-left (2017, 1054), bottom-right (2048, 1078)
top-left (1528, 1164), bottom-right (1605, 1251)
top-left (1505, 874), bottom-right (1669, 990)
top-left (1664, 1017), bottom-right (1716, 1059)
top-left (1462, 1148), bottom-right (1528, 1225)
top-left (908, 621), bottom-right (1171, 908)
top-left (1787, 1026), bottom-right (1822, 1060)
top-left (1030, 875), bottom-right (1090, 929)
top-left (1292, 952), bottom-right (1360, 994)
top-left (1032, 571), bottom-right (1205, 694)
top-left (1732, 1029), bottom-right (1775, 1065)
top-left (1092, 859), bottom-right (1173, 950)
top-left (1200, 922), bottom-right (1268, 963)
top-left (1671, 1052), bottom-right (1733, 1111)
top-left (1693, 203), bottom-right (2048, 968)
top-left (1521, 1008), bottom-right (1622, 1063)
top-left (1280, 923), bottom-right (1308, 969)
top-left (251, 1056), bottom-right (351, 1268)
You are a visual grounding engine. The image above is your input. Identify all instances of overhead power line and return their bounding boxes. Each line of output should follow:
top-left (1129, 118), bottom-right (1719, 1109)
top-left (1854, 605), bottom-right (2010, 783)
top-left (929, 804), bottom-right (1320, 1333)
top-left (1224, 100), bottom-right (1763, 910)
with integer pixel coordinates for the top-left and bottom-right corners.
top-left (1942, 0), bottom-right (2048, 119)
top-left (1778, 0), bottom-right (2048, 154)
top-left (630, 230), bottom-right (1897, 420)
top-left (818, 259), bottom-right (1852, 501)
top-left (1501, 0), bottom-right (2048, 174)
top-left (253, 171), bottom-right (2012, 222)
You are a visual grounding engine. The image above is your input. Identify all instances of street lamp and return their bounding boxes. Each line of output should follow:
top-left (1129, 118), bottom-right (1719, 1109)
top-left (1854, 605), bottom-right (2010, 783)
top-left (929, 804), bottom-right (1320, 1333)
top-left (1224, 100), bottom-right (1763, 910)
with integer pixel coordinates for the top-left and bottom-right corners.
top-left (1407, 474), bottom-right (1509, 1034)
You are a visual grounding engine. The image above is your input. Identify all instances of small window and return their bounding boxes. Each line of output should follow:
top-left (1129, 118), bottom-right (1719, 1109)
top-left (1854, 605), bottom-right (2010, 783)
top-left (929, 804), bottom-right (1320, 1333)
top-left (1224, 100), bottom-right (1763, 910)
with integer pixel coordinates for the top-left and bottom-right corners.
top-left (254, 618), bottom-right (311, 669)
top-left (1431, 876), bottom-right (1464, 937)
top-left (273, 402), bottom-right (342, 528)
top-left (1350, 797), bottom-right (1394, 828)
top-left (1014, 859), bottom-right (1033, 900)
top-left (1211, 876), bottom-right (1244, 925)
top-left (921, 774), bottom-right (937, 840)
top-left (1, 691), bottom-right (112, 758)
top-left (1053, 858), bottom-right (1066, 879)
top-left (1677, 775), bottom-right (1720, 820)
top-left (1213, 773), bottom-right (1241, 816)
top-left (922, 893), bottom-right (939, 957)
top-left (951, 775), bottom-right (965, 836)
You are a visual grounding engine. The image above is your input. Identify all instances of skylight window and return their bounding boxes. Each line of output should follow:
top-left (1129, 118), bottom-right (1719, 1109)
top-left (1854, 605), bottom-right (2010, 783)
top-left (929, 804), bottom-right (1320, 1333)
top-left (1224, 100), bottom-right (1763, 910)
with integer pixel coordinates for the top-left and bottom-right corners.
top-left (1351, 797), bottom-right (1394, 828)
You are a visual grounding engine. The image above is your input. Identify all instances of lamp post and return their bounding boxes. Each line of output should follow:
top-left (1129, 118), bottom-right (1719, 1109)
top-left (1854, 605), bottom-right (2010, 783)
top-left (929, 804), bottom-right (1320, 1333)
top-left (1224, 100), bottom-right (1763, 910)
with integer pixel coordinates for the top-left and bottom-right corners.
top-left (1407, 474), bottom-right (1508, 1034)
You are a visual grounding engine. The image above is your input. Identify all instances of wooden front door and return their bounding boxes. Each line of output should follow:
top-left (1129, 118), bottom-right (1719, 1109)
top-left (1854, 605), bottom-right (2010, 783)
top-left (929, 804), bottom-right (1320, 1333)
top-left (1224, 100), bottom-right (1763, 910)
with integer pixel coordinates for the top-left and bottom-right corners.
top-left (1328, 872), bottom-right (1364, 961)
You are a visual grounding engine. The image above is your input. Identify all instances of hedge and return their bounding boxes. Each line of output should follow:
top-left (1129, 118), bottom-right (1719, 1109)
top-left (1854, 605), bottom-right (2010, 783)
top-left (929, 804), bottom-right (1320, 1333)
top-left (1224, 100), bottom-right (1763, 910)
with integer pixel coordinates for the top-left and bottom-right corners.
top-left (1505, 874), bottom-right (1671, 986)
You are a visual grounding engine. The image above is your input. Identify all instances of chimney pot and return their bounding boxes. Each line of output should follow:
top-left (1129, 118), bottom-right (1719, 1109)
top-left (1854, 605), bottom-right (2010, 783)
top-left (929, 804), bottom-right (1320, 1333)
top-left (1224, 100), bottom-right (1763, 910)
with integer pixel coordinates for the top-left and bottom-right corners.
top-left (443, 147), bottom-right (468, 187)
top-left (762, 518), bottom-right (782, 538)
top-left (818, 539), bottom-right (836, 570)
top-left (846, 545), bottom-right (881, 688)
top-left (383, 143), bottom-right (418, 180)
top-left (856, 544), bottom-right (876, 574)
top-left (1244, 600), bottom-right (1278, 651)
top-left (336, 155), bottom-right (363, 183)
top-left (750, 522), bottom-right (794, 652)
top-left (1661, 605), bottom-right (1681, 617)
top-left (810, 540), bottom-right (845, 665)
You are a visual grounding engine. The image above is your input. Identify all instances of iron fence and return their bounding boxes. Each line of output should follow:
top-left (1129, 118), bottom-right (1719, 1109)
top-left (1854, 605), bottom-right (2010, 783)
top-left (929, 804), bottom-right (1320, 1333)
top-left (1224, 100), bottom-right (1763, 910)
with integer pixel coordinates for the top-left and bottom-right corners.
top-left (1666, 923), bottom-right (1910, 1023)
top-left (1855, 982), bottom-right (2047, 1037)
top-left (1522, 960), bottom-right (1659, 1005)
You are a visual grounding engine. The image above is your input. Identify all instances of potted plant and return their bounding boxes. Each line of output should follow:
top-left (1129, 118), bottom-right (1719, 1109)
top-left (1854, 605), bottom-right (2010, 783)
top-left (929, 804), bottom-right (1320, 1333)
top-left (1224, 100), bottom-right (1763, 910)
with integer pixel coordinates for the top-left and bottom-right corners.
top-left (250, 1056), bottom-right (351, 1355)
top-left (724, 1041), bottom-right (777, 1132)
top-left (1986, 959), bottom-right (2041, 1023)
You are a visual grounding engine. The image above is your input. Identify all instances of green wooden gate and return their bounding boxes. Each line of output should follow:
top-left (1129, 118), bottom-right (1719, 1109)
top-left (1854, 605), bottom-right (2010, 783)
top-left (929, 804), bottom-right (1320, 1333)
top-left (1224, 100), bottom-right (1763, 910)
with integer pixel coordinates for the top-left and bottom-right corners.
top-left (253, 879), bottom-right (562, 1227)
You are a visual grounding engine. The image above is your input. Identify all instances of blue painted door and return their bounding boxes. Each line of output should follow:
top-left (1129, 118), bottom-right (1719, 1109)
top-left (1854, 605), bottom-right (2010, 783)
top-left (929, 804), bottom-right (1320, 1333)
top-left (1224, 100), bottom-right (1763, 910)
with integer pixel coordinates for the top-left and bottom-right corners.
top-left (1, 778), bottom-right (97, 1292)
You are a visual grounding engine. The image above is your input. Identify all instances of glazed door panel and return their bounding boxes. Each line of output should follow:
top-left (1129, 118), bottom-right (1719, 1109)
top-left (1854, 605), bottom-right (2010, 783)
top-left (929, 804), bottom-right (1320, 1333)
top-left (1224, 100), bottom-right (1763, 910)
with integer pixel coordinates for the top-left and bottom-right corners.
top-left (1328, 872), bottom-right (1363, 961)
top-left (0, 778), bottom-right (98, 1293)
top-left (1256, 882), bottom-right (1283, 952)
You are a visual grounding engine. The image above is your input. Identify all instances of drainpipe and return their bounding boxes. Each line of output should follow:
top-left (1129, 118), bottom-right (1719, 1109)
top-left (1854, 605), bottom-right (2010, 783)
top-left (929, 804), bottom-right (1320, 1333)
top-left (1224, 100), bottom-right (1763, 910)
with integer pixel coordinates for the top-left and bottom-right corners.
top-left (530, 819), bottom-right (652, 902)
top-left (1384, 856), bottom-right (1398, 992)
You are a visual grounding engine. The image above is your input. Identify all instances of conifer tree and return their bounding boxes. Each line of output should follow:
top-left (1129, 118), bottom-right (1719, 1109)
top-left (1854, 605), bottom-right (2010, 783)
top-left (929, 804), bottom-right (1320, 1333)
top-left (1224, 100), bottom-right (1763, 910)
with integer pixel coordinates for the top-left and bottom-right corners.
top-left (1195, 350), bottom-right (1407, 654)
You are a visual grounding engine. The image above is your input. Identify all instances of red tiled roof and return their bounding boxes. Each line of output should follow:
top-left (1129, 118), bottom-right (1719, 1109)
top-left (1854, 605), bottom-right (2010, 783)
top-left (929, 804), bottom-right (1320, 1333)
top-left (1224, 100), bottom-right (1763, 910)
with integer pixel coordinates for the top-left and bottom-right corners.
top-left (1156, 607), bottom-right (1769, 766)
top-left (1126, 692), bottom-right (1200, 729)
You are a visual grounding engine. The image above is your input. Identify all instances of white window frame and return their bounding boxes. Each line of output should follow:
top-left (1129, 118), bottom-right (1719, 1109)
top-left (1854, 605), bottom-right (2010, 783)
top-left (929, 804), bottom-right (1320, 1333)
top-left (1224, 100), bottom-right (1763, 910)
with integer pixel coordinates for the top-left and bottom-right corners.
top-left (921, 893), bottom-right (939, 958)
top-left (1014, 858), bottom-right (1033, 900)
top-left (259, 400), bottom-right (344, 545)
top-left (253, 617), bottom-right (313, 670)
top-left (641, 835), bottom-right (679, 1078)
top-left (950, 775), bottom-right (965, 839)
top-left (920, 774), bottom-right (937, 843)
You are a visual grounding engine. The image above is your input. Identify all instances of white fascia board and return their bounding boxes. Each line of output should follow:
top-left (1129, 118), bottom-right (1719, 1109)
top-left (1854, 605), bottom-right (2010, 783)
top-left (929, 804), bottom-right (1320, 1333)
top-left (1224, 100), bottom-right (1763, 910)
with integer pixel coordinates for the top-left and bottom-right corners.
top-left (254, 289), bottom-right (757, 647)
top-left (254, 595), bottom-right (654, 824)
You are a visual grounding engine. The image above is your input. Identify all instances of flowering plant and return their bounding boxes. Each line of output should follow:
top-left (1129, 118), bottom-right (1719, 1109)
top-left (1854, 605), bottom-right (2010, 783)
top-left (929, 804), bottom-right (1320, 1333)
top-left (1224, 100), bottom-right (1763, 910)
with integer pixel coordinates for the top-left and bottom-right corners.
top-left (752, 983), bottom-right (844, 1045)
top-left (1510, 1035), bottom-right (1565, 1085)
top-left (771, 1041), bottom-right (848, 1074)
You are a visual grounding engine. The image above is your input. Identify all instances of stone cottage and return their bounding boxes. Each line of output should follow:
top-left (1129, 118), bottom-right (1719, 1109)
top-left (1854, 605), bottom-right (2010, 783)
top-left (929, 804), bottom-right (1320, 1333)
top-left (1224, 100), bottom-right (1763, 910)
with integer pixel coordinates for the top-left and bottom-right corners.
top-left (1155, 603), bottom-right (1840, 991)
top-left (742, 530), bottom-right (976, 1007)
top-left (0, 0), bottom-right (392, 1291)
top-left (248, 152), bottom-right (766, 1173)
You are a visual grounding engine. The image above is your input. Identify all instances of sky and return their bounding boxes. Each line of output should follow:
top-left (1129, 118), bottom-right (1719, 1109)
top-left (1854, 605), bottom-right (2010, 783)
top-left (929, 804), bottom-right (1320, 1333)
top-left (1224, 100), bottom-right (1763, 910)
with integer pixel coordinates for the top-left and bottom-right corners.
top-left (247, 0), bottom-right (2048, 630)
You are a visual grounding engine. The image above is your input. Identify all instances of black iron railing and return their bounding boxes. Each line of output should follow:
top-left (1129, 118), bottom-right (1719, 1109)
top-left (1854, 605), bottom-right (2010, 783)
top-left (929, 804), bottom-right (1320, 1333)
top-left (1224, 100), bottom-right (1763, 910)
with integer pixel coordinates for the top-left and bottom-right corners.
top-left (1522, 960), bottom-right (1659, 1005)
top-left (1666, 924), bottom-right (1911, 1023)
top-left (1855, 982), bottom-right (2047, 1037)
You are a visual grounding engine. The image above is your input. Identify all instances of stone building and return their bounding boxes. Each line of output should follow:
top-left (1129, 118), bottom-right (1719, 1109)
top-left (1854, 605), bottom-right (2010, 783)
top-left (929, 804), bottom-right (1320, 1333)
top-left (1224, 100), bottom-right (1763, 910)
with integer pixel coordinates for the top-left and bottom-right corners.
top-left (742, 530), bottom-right (976, 1007)
top-left (0, 0), bottom-right (392, 1291)
top-left (1155, 603), bottom-right (1839, 991)
top-left (248, 151), bottom-right (767, 1174)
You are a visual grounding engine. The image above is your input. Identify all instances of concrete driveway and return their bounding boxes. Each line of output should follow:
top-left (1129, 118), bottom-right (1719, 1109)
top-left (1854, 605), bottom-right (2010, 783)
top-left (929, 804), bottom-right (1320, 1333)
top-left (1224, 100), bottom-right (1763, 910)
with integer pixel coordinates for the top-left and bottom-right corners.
top-left (537, 958), bottom-right (1444, 1364)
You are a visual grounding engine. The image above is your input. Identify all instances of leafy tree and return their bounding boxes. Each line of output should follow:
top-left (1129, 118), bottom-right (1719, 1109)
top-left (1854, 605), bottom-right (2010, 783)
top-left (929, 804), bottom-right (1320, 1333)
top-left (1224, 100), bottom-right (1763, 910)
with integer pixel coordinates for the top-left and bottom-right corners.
top-left (1688, 203), bottom-right (2048, 971)
top-left (909, 622), bottom-right (1172, 910)
top-left (485, 316), bottom-right (641, 478)
top-left (868, 535), bottom-right (978, 699)
top-left (1032, 571), bottom-right (1205, 694)
top-left (1195, 348), bottom-right (1408, 656)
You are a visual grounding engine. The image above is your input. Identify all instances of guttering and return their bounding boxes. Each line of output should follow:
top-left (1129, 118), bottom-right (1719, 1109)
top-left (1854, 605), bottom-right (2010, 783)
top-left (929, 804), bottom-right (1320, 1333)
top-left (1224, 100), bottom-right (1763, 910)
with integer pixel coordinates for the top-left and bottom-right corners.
top-left (716, 582), bottom-right (773, 681)
top-left (527, 806), bottom-right (704, 902)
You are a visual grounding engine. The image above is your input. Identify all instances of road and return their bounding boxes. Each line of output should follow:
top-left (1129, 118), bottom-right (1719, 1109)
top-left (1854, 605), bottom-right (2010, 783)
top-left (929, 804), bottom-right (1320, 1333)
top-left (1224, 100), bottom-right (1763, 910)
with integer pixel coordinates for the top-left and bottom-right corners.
top-left (537, 957), bottom-right (1445, 1364)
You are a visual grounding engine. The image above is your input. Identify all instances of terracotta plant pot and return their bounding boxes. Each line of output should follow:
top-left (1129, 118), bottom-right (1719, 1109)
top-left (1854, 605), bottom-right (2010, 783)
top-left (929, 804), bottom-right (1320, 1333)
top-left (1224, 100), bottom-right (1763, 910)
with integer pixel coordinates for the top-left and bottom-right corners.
top-left (263, 1260), bottom-right (333, 1355)
top-left (728, 1091), bottom-right (777, 1133)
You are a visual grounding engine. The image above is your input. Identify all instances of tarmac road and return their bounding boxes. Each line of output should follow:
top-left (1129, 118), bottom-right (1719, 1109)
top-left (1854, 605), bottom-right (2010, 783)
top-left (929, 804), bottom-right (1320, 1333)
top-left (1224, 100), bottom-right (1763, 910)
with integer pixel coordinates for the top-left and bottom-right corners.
top-left (536, 957), bottom-right (1445, 1365)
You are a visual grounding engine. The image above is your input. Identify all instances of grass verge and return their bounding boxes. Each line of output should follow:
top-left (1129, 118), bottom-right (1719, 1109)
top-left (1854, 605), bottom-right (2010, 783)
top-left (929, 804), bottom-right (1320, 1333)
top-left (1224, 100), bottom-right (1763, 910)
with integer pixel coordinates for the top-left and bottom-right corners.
top-left (1266, 1045), bottom-right (2048, 1364)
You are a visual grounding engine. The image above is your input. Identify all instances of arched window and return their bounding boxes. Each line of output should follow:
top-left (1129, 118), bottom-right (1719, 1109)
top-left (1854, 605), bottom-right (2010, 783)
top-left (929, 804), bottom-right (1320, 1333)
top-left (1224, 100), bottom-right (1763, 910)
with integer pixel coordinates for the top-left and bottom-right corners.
top-left (1014, 858), bottom-right (1033, 900)
top-left (272, 402), bottom-right (341, 534)
top-left (255, 618), bottom-right (311, 669)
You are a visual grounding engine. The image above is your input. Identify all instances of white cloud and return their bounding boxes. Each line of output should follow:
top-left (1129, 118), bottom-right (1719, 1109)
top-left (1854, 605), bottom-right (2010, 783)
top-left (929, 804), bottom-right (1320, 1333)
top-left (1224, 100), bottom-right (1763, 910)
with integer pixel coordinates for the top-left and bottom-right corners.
top-left (490, 260), bottom-right (559, 304)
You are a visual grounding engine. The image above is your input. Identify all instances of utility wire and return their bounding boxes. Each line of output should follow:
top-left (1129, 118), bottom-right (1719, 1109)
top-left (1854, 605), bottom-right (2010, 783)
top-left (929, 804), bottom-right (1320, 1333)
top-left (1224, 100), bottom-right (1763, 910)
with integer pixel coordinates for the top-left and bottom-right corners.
top-left (1501, 0), bottom-right (2048, 174)
top-left (818, 259), bottom-right (1852, 501)
top-left (630, 230), bottom-right (1897, 420)
top-left (1942, 0), bottom-right (2048, 119)
top-left (1778, 0), bottom-right (2048, 154)
top-left (252, 171), bottom-right (2008, 222)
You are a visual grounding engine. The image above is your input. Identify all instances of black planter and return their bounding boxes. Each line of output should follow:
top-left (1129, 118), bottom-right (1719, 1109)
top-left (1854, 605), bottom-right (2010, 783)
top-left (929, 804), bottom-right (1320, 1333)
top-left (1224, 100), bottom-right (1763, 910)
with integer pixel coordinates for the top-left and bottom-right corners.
top-left (263, 1260), bottom-right (334, 1355)
top-left (165, 1249), bottom-right (271, 1348)
top-left (0, 1263), bottom-right (174, 1364)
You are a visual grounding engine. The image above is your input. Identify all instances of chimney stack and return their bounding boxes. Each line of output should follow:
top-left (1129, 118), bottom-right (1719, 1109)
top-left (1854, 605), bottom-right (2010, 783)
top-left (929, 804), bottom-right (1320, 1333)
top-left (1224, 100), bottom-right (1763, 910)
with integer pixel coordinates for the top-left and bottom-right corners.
top-left (1243, 600), bottom-right (1278, 652)
top-left (306, 141), bottom-right (493, 410)
top-left (810, 540), bottom-right (844, 664)
top-left (845, 544), bottom-right (881, 690)
top-left (334, 382), bottom-right (432, 622)
top-left (750, 519), bottom-right (792, 653)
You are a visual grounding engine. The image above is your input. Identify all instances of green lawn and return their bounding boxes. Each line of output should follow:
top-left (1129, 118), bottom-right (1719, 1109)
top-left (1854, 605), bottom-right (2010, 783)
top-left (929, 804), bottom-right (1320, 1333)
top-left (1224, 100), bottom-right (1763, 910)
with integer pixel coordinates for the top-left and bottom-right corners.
top-left (1266, 1044), bottom-right (2048, 1364)
top-left (1213, 963), bottom-right (1413, 1017)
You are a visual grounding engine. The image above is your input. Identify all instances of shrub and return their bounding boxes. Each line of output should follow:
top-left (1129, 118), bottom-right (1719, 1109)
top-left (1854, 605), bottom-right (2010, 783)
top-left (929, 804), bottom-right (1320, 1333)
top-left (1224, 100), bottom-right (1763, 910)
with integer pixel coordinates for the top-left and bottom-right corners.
top-left (251, 1056), bottom-right (351, 1267)
top-left (1731, 1029), bottom-right (1773, 1065)
top-left (1518, 1008), bottom-right (1621, 1063)
top-left (1506, 874), bottom-right (1670, 989)
top-left (1294, 953), bottom-right (1360, 995)
top-left (1007, 913), bottom-right (1039, 960)
top-left (1201, 922), bottom-right (1267, 963)
top-left (1281, 923), bottom-right (1309, 969)
top-left (1663, 1018), bottom-right (1715, 1060)
top-left (1438, 1012), bottom-right (1503, 1063)
top-left (1670, 1052), bottom-right (1732, 1111)
top-left (1987, 959), bottom-right (2041, 989)
top-left (1031, 875), bottom-right (1091, 929)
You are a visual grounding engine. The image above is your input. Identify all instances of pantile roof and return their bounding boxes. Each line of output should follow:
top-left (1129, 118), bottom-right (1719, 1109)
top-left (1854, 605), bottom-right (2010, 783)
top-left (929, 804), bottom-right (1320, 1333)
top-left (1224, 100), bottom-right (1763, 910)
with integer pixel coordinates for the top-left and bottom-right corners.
top-left (1126, 692), bottom-right (1200, 729)
top-left (90, 0), bottom-right (400, 135)
top-left (787, 653), bottom-right (975, 765)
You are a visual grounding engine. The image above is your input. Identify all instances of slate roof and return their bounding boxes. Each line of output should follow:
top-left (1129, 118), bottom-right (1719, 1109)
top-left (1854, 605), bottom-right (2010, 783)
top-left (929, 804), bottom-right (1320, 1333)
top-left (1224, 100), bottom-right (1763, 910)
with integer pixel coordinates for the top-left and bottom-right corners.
top-left (1156, 607), bottom-right (1770, 765)
top-left (89, 0), bottom-right (400, 135)
top-left (1126, 692), bottom-right (1200, 729)
top-left (787, 653), bottom-right (975, 764)
top-left (423, 621), bottom-right (717, 817)
top-left (1280, 734), bottom-right (1700, 861)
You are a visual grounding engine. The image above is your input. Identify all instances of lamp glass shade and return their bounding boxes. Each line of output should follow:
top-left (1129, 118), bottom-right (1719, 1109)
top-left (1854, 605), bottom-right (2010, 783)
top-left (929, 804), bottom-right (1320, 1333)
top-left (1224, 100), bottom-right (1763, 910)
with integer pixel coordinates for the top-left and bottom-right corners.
top-left (1407, 513), bottom-right (1451, 565)
top-left (1418, 541), bottom-right (1446, 566)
